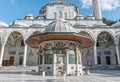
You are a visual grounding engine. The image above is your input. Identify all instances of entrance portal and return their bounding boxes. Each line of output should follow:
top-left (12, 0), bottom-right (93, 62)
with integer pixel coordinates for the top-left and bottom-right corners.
top-left (9, 56), bottom-right (14, 65)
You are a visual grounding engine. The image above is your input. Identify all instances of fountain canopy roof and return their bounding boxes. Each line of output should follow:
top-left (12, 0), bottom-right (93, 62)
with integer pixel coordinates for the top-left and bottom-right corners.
top-left (26, 20), bottom-right (94, 49)
top-left (44, 19), bottom-right (77, 33)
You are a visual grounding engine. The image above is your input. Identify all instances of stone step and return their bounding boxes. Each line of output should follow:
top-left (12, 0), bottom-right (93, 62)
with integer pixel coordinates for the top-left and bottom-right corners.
top-left (0, 66), bottom-right (38, 72)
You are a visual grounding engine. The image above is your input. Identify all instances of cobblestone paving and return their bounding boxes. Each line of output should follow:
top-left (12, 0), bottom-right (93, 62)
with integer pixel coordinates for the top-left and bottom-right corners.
top-left (0, 70), bottom-right (120, 82)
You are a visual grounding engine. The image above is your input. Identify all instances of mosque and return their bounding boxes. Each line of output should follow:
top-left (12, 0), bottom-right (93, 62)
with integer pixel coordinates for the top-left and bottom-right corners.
top-left (0, 0), bottom-right (120, 76)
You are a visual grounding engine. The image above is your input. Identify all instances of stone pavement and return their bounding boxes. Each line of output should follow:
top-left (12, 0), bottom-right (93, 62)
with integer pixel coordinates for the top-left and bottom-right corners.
top-left (0, 70), bottom-right (120, 82)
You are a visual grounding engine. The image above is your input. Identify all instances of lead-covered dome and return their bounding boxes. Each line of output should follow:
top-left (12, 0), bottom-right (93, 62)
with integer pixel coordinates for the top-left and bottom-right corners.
top-left (44, 19), bottom-right (77, 33)
top-left (24, 14), bottom-right (34, 19)
top-left (11, 21), bottom-right (28, 27)
top-left (0, 22), bottom-right (8, 27)
top-left (39, 0), bottom-right (80, 15)
top-left (30, 21), bottom-right (46, 28)
top-left (111, 22), bottom-right (120, 28)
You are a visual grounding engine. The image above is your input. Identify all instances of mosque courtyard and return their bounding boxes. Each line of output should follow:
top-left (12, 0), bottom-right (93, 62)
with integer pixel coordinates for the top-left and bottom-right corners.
top-left (0, 70), bottom-right (120, 82)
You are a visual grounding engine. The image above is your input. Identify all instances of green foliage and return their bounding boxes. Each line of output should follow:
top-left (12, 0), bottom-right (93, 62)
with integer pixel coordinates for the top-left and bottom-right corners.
top-left (103, 18), bottom-right (116, 26)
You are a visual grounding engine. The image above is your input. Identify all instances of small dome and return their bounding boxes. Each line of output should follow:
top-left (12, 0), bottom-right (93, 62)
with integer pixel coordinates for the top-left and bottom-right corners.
top-left (93, 23), bottom-right (100, 27)
top-left (111, 22), bottom-right (120, 28)
top-left (36, 14), bottom-right (45, 20)
top-left (0, 22), bottom-right (8, 27)
top-left (30, 21), bottom-right (46, 27)
top-left (74, 21), bottom-right (87, 27)
top-left (85, 14), bottom-right (95, 20)
top-left (75, 14), bottom-right (84, 20)
top-left (11, 21), bottom-right (28, 27)
top-left (44, 19), bottom-right (77, 33)
top-left (24, 14), bottom-right (34, 19)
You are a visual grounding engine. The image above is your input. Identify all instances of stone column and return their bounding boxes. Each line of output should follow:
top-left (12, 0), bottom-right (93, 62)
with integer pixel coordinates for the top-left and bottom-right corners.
top-left (114, 41), bottom-right (120, 65)
top-left (76, 49), bottom-right (79, 76)
top-left (53, 54), bottom-right (56, 76)
top-left (23, 44), bottom-right (28, 66)
top-left (0, 41), bottom-right (6, 67)
top-left (42, 54), bottom-right (45, 74)
top-left (75, 47), bottom-right (83, 76)
top-left (94, 42), bottom-right (98, 65)
top-left (66, 49), bottom-right (69, 75)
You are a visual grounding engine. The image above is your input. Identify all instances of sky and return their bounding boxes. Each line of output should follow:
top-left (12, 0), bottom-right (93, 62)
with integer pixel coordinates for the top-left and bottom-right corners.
top-left (0, 0), bottom-right (120, 24)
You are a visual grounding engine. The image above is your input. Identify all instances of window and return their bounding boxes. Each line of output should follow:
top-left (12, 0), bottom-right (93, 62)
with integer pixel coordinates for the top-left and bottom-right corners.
top-left (9, 51), bottom-right (16, 55)
top-left (69, 54), bottom-right (76, 64)
top-left (44, 54), bottom-right (53, 64)
top-left (104, 51), bottom-right (111, 55)
top-left (68, 50), bottom-right (76, 64)
top-left (38, 55), bottom-right (43, 64)
top-left (19, 52), bottom-right (24, 57)
top-left (97, 51), bottom-right (101, 56)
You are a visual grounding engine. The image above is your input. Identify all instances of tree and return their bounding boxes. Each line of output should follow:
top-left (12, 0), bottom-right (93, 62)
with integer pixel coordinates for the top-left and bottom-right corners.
top-left (103, 18), bottom-right (116, 26)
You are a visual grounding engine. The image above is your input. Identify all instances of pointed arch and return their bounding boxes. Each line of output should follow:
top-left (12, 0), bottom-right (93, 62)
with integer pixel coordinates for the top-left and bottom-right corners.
top-left (96, 31), bottom-right (117, 66)
top-left (3, 31), bottom-right (25, 66)
top-left (79, 30), bottom-right (95, 41)
top-left (96, 30), bottom-right (115, 41)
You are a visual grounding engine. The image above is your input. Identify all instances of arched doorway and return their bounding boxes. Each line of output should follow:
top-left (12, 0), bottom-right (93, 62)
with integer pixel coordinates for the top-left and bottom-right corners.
top-left (3, 31), bottom-right (24, 66)
top-left (97, 31), bottom-right (116, 66)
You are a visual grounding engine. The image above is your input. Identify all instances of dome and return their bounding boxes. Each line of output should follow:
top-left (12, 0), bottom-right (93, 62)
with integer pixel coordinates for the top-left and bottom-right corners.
top-left (36, 14), bottom-right (45, 20)
top-left (44, 19), bottom-right (77, 33)
top-left (49, 0), bottom-right (74, 6)
top-left (30, 21), bottom-right (46, 28)
top-left (85, 14), bottom-right (95, 20)
top-left (74, 21), bottom-right (88, 27)
top-left (75, 14), bottom-right (84, 20)
top-left (111, 22), bottom-right (120, 28)
top-left (24, 14), bottom-right (34, 19)
top-left (39, 0), bottom-right (80, 14)
top-left (0, 22), bottom-right (8, 27)
top-left (11, 21), bottom-right (28, 27)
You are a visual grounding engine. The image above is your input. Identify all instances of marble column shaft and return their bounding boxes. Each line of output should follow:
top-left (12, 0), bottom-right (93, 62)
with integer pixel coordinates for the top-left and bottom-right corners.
top-left (0, 42), bottom-right (6, 67)
top-left (23, 44), bottom-right (28, 66)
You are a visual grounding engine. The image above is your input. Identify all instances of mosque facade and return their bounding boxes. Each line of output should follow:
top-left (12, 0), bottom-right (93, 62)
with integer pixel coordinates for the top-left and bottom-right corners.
top-left (0, 0), bottom-right (120, 75)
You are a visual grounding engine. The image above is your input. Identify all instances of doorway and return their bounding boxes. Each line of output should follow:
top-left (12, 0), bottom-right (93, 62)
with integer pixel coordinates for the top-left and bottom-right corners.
top-left (106, 56), bottom-right (111, 65)
top-left (9, 56), bottom-right (14, 65)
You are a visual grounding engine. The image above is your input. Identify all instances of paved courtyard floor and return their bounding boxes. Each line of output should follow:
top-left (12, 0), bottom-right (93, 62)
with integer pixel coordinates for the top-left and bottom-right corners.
top-left (0, 70), bottom-right (120, 82)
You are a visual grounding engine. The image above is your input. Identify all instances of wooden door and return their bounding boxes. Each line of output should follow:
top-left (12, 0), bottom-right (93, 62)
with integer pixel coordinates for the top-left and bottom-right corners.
top-left (9, 56), bottom-right (14, 65)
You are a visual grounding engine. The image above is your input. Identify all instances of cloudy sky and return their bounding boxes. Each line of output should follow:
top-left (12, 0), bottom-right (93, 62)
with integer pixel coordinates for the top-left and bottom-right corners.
top-left (0, 0), bottom-right (120, 24)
